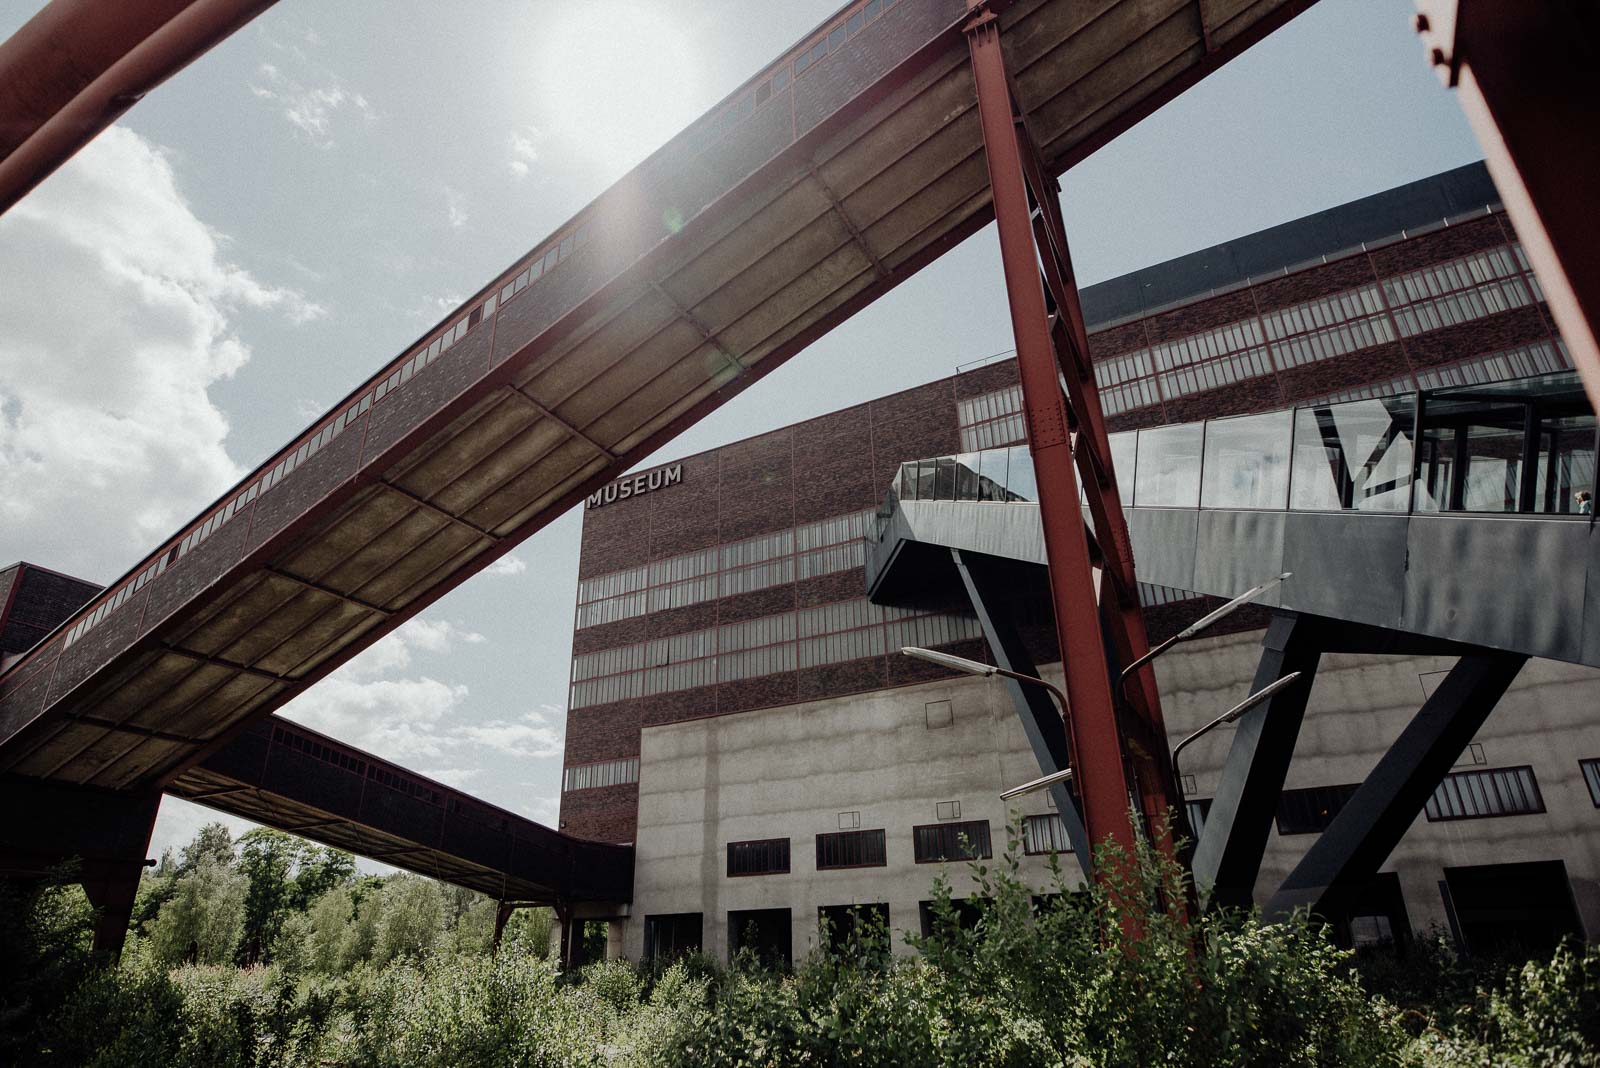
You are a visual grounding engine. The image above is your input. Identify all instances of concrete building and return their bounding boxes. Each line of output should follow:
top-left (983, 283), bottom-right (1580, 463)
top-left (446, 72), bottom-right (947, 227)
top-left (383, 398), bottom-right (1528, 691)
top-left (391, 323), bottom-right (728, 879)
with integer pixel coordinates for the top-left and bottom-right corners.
top-left (560, 163), bottom-right (1600, 963)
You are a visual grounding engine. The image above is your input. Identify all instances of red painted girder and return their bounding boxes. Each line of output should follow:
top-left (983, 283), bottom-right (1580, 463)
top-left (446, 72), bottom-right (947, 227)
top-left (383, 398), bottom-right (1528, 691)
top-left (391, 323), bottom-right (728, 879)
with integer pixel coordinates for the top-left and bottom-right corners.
top-left (966, 9), bottom-right (1140, 864)
top-left (0, 0), bottom-right (278, 217)
top-left (1414, 0), bottom-right (1600, 413)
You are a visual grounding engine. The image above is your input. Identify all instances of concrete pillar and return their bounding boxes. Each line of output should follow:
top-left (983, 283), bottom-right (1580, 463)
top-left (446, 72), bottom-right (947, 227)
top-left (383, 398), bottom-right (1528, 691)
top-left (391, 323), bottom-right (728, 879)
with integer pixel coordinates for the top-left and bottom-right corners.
top-left (605, 919), bottom-right (625, 961)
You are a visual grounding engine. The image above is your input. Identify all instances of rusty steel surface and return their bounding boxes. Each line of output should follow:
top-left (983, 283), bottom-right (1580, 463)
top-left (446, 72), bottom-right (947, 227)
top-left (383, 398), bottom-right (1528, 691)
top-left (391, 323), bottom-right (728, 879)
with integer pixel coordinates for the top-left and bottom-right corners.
top-left (169, 716), bottom-right (633, 903)
top-left (0, 0), bottom-right (1319, 809)
top-left (1413, 0), bottom-right (1600, 415)
top-left (0, 0), bottom-right (279, 216)
top-left (965, 7), bottom-right (1141, 862)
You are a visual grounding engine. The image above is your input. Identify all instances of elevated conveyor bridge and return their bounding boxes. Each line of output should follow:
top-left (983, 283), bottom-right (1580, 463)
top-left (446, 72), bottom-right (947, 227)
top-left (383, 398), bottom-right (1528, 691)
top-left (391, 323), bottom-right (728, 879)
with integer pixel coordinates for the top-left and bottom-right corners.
top-left (0, 0), bottom-right (1315, 800)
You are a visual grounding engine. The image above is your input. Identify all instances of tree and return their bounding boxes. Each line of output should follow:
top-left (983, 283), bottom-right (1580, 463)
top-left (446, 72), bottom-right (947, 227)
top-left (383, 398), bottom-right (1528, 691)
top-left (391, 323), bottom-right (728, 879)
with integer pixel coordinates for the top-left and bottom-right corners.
top-left (290, 845), bottom-right (354, 911)
top-left (373, 875), bottom-right (443, 965)
top-left (148, 857), bottom-right (247, 966)
top-left (178, 822), bottom-right (234, 873)
top-left (236, 829), bottom-right (296, 964)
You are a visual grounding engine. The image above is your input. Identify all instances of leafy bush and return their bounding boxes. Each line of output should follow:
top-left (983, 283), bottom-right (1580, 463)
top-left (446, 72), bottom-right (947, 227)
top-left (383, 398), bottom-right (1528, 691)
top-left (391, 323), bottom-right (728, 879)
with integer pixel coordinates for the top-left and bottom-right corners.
top-left (8, 816), bottom-right (1600, 1065)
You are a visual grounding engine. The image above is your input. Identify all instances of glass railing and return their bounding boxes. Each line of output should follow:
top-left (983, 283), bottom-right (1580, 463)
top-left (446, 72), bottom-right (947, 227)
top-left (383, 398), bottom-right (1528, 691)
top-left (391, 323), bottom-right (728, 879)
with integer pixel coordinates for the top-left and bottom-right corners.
top-left (875, 371), bottom-right (1596, 542)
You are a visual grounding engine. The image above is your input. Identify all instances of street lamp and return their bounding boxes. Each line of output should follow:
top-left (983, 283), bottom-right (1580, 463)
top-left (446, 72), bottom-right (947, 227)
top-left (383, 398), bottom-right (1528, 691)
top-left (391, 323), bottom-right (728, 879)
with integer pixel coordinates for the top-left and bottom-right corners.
top-left (1119, 573), bottom-right (1292, 686)
top-left (1170, 670), bottom-right (1303, 805)
top-left (900, 646), bottom-right (1069, 710)
top-left (900, 647), bottom-right (1076, 801)
top-left (999, 766), bottom-right (1073, 801)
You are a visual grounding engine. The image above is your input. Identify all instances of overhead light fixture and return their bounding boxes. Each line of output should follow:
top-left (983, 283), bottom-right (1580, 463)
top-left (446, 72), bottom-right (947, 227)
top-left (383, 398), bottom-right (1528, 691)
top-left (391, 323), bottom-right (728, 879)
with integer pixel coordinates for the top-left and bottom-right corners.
top-left (1000, 766), bottom-right (1074, 801)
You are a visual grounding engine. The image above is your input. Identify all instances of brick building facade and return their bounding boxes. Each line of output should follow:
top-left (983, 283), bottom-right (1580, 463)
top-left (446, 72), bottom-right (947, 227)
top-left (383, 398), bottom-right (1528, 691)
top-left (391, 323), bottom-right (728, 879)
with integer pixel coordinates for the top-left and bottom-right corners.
top-left (561, 163), bottom-right (1569, 844)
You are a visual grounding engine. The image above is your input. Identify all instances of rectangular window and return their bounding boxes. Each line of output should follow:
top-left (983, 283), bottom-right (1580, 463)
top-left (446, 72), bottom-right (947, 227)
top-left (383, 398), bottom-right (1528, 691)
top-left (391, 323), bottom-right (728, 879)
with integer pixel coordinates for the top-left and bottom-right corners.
top-left (913, 820), bottom-right (992, 863)
top-left (1276, 784), bottom-right (1360, 835)
top-left (727, 837), bottom-right (790, 877)
top-left (1582, 759), bottom-right (1600, 807)
top-left (957, 384), bottom-right (1025, 451)
top-left (1186, 798), bottom-right (1213, 841)
top-left (1022, 814), bottom-right (1072, 855)
top-left (1425, 766), bottom-right (1545, 821)
top-left (561, 756), bottom-right (640, 793)
top-left (816, 829), bottom-right (887, 869)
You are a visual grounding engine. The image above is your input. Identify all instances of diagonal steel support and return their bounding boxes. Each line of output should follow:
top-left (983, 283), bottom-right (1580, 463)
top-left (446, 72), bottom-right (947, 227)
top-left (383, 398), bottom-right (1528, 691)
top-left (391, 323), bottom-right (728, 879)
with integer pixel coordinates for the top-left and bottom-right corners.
top-left (1192, 610), bottom-right (1323, 909)
top-left (1265, 650), bottom-right (1526, 922)
top-left (952, 549), bottom-right (1092, 875)
top-left (966, 6), bottom-right (1182, 883)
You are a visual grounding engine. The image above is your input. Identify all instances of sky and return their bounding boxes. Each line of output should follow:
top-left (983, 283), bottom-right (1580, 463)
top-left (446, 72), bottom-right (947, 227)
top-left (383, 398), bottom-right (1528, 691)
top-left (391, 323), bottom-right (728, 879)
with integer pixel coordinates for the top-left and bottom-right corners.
top-left (0, 0), bottom-right (1483, 863)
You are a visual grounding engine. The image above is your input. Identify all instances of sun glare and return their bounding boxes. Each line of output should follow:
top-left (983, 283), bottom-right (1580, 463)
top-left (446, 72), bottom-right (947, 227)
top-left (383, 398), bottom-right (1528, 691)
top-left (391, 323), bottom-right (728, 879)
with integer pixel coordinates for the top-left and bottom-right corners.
top-left (532, 2), bottom-right (708, 180)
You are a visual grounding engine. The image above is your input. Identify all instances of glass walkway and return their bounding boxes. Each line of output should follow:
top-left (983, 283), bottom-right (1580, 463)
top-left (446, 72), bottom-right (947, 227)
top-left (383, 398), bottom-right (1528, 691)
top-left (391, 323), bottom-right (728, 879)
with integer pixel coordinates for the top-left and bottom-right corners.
top-left (869, 371), bottom-right (1599, 668)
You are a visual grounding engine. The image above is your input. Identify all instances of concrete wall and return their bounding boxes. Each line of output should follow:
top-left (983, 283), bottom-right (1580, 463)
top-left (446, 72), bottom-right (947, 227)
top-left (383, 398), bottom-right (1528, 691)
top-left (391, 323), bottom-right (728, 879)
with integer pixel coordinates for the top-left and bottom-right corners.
top-left (629, 669), bottom-right (1079, 962)
top-left (625, 627), bottom-right (1600, 963)
top-left (1159, 629), bottom-right (1600, 936)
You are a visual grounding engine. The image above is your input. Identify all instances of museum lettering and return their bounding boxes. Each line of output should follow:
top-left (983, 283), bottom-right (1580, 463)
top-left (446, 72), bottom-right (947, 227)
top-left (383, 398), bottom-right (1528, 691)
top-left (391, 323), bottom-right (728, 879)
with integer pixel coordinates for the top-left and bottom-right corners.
top-left (586, 463), bottom-right (682, 508)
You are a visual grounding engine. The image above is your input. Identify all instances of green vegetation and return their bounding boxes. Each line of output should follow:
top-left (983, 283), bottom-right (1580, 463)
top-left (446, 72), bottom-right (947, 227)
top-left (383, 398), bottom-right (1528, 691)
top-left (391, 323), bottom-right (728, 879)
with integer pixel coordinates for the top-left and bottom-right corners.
top-left (2, 819), bottom-right (1595, 1066)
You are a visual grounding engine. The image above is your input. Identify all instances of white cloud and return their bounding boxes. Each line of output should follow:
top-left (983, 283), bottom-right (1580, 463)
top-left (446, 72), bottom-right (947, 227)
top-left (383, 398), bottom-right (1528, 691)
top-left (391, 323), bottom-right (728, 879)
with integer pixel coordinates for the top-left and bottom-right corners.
top-left (0, 126), bottom-right (323, 581)
top-left (422, 767), bottom-right (482, 788)
top-left (507, 127), bottom-right (543, 180)
top-left (518, 793), bottom-right (561, 826)
top-left (444, 187), bottom-right (468, 230)
top-left (454, 709), bottom-right (564, 759)
top-left (251, 63), bottom-right (374, 148)
top-left (280, 618), bottom-right (558, 769)
top-left (485, 554), bottom-right (527, 577)
top-left (149, 796), bottom-right (258, 862)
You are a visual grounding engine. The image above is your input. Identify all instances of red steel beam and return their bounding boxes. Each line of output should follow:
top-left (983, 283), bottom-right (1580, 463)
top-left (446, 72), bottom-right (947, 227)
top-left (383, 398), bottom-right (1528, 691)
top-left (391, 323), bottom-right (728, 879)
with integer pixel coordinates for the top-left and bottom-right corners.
top-left (0, 0), bottom-right (278, 217)
top-left (1414, 0), bottom-right (1600, 412)
top-left (965, 7), bottom-right (1140, 866)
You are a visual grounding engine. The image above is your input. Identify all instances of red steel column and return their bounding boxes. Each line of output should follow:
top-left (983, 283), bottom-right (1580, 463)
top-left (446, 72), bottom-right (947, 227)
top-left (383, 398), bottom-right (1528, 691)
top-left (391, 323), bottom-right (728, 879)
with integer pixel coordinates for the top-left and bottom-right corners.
top-left (966, 9), bottom-right (1138, 862)
top-left (1414, 0), bottom-right (1600, 412)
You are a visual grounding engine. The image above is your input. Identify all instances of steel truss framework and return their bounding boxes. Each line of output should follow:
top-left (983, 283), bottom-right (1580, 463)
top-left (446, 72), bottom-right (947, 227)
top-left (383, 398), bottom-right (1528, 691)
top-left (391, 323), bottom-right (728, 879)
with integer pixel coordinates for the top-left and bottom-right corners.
top-left (1197, 609), bottom-right (1526, 923)
top-left (964, 3), bottom-right (1187, 879)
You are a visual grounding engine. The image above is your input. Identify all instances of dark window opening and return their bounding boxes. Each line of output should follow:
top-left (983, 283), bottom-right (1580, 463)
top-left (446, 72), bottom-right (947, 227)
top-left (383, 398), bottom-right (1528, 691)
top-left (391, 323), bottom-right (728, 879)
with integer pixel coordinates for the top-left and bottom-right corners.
top-left (729, 908), bottom-right (792, 967)
top-left (913, 820), bottom-right (992, 863)
top-left (816, 829), bottom-right (886, 869)
top-left (727, 837), bottom-right (790, 877)
top-left (1276, 784), bottom-right (1360, 835)
top-left (918, 897), bottom-right (987, 938)
top-left (644, 913), bottom-right (702, 963)
top-left (1319, 872), bottom-right (1412, 952)
top-left (1443, 860), bottom-right (1581, 958)
top-left (817, 903), bottom-right (888, 951)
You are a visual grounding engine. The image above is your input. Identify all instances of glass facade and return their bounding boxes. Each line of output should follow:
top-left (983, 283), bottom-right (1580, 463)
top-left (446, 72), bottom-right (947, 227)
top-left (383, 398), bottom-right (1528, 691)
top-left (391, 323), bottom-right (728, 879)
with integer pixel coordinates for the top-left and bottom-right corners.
top-left (878, 371), bottom-right (1593, 520)
top-left (576, 509), bottom-right (874, 629)
top-left (570, 595), bottom-right (980, 710)
top-left (1082, 239), bottom-right (1545, 426)
top-left (1201, 410), bottom-right (1292, 510)
top-left (1135, 423), bottom-right (1203, 508)
top-left (1289, 396), bottom-right (1416, 512)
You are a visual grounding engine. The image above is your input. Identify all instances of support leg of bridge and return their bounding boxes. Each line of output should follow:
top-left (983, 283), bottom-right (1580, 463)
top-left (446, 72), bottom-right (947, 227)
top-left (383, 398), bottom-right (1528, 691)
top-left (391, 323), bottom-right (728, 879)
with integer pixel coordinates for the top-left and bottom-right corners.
top-left (965, 3), bottom-right (1139, 870)
top-left (493, 901), bottom-right (516, 952)
top-left (951, 549), bottom-right (1092, 875)
top-left (1191, 612), bottom-right (1322, 910)
top-left (81, 855), bottom-right (148, 962)
top-left (0, 779), bottom-right (159, 963)
top-left (556, 904), bottom-right (575, 973)
top-left (1265, 651), bottom-right (1526, 922)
